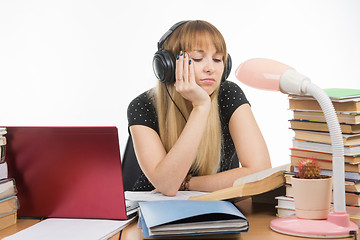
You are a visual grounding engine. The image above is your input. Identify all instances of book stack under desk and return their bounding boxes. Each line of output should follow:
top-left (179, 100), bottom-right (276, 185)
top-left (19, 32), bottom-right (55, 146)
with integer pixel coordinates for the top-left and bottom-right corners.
top-left (276, 172), bottom-right (360, 226)
top-left (0, 128), bottom-right (18, 231)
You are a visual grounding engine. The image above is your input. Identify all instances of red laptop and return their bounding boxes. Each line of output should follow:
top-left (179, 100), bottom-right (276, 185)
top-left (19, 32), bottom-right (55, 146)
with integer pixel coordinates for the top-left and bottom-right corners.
top-left (5, 126), bottom-right (127, 220)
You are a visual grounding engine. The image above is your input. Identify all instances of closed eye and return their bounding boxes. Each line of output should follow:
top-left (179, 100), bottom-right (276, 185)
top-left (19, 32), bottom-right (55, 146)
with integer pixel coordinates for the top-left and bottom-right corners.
top-left (192, 58), bottom-right (202, 62)
top-left (213, 58), bottom-right (223, 63)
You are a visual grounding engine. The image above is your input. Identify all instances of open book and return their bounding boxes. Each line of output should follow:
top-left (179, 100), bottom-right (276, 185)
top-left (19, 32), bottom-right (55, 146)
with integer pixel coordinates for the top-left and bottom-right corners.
top-left (188, 164), bottom-right (290, 201)
top-left (125, 164), bottom-right (290, 202)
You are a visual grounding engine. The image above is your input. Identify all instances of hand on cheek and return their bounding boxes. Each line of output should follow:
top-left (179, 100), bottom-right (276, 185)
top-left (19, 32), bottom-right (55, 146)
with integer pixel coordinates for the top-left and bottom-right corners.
top-left (174, 52), bottom-right (210, 108)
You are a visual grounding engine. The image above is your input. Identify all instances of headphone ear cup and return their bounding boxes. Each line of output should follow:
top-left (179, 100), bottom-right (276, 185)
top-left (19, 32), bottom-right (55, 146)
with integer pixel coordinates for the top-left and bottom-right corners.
top-left (222, 54), bottom-right (232, 82)
top-left (153, 49), bottom-right (176, 84)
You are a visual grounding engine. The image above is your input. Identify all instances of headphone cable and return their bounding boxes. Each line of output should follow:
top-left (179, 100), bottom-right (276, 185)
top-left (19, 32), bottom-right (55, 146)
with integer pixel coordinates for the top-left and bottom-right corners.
top-left (165, 83), bottom-right (187, 123)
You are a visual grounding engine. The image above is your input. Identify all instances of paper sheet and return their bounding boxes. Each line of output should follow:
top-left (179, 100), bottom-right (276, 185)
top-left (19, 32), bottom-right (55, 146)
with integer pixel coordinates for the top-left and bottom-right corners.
top-left (125, 191), bottom-right (207, 202)
top-left (3, 218), bottom-right (135, 240)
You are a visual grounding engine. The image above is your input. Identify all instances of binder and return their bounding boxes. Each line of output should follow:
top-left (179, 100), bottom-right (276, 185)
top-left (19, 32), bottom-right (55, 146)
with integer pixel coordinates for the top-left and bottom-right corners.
top-left (138, 200), bottom-right (248, 238)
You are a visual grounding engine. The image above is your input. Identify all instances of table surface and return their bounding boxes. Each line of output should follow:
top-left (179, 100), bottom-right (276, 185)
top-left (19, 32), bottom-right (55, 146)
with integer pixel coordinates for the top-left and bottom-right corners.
top-left (0, 198), bottom-right (358, 240)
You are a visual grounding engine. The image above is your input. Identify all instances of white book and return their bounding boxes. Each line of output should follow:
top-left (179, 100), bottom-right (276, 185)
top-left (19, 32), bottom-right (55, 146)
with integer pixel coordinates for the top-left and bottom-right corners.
top-left (0, 178), bottom-right (16, 199)
top-left (0, 136), bottom-right (6, 146)
top-left (275, 196), bottom-right (294, 209)
top-left (276, 207), bottom-right (295, 217)
top-left (0, 162), bottom-right (8, 180)
top-left (3, 218), bottom-right (135, 240)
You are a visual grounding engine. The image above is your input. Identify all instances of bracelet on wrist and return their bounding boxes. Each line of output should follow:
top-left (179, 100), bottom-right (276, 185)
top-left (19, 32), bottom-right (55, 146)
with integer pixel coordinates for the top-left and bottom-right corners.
top-left (179, 174), bottom-right (192, 191)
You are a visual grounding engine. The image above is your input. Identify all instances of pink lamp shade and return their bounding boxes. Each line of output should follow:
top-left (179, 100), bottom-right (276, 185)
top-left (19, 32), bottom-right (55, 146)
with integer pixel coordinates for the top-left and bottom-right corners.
top-left (235, 58), bottom-right (293, 92)
top-left (235, 58), bottom-right (312, 95)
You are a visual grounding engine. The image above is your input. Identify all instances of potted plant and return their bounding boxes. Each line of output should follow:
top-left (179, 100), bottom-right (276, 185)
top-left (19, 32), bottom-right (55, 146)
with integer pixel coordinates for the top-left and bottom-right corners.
top-left (292, 158), bottom-right (332, 219)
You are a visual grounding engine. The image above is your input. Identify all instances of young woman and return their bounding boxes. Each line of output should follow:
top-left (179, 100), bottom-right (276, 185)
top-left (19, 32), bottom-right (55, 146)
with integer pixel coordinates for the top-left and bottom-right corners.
top-left (127, 20), bottom-right (271, 196)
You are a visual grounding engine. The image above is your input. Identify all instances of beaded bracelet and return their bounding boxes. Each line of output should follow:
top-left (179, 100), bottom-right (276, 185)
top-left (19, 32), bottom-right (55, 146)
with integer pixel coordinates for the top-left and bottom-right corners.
top-left (179, 174), bottom-right (192, 191)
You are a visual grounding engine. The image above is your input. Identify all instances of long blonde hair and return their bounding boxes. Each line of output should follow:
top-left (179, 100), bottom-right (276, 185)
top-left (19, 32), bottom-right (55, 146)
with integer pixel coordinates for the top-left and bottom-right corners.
top-left (154, 20), bottom-right (227, 176)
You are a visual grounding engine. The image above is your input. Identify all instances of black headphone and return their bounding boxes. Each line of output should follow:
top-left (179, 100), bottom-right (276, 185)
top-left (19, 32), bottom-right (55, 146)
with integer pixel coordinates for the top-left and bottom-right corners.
top-left (152, 20), bottom-right (232, 84)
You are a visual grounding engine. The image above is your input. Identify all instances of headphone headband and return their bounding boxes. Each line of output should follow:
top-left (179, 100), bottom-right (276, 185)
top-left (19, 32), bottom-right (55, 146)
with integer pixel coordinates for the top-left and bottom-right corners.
top-left (157, 21), bottom-right (189, 50)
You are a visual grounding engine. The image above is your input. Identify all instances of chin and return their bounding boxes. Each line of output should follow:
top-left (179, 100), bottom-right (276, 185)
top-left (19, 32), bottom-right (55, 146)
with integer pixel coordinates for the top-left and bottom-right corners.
top-left (199, 81), bottom-right (220, 96)
top-left (202, 87), bottom-right (217, 96)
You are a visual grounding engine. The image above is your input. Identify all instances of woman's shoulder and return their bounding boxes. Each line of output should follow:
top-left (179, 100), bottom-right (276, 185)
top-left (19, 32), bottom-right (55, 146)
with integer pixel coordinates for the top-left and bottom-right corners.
top-left (218, 80), bottom-right (248, 103)
top-left (218, 81), bottom-right (249, 124)
top-left (219, 80), bottom-right (244, 96)
top-left (127, 88), bottom-right (158, 131)
top-left (127, 88), bottom-right (157, 119)
top-left (128, 89), bottom-right (155, 108)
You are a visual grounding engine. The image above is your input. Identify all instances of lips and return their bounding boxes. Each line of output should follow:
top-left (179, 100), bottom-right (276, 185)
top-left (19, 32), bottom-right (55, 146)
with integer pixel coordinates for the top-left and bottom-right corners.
top-left (200, 78), bottom-right (215, 84)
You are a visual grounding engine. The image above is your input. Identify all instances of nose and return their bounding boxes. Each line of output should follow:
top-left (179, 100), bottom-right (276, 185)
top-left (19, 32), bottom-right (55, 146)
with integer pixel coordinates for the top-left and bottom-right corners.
top-left (203, 58), bottom-right (215, 73)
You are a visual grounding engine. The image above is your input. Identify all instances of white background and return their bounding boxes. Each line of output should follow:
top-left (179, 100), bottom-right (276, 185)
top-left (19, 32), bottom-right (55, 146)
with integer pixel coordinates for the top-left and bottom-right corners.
top-left (1, 0), bottom-right (359, 167)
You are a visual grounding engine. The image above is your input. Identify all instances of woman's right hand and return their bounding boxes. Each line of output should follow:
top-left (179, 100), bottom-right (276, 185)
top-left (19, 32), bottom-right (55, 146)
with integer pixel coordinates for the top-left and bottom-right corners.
top-left (174, 51), bottom-right (211, 108)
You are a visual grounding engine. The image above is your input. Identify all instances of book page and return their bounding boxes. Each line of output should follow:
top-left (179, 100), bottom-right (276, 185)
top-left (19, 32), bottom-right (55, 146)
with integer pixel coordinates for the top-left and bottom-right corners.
top-left (233, 163), bottom-right (290, 186)
top-left (125, 190), bottom-right (207, 202)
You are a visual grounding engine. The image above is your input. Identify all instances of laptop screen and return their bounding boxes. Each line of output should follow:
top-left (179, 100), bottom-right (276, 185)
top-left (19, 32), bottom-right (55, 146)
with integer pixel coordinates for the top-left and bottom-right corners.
top-left (5, 126), bottom-right (127, 220)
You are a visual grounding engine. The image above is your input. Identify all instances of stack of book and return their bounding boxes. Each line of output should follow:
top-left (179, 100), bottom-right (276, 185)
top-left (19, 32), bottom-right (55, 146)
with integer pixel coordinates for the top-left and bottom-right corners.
top-left (275, 88), bottom-right (360, 225)
top-left (0, 128), bottom-right (18, 230)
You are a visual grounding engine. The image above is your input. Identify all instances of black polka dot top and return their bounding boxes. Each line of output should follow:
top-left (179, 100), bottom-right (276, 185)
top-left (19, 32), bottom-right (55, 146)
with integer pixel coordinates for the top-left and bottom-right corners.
top-left (127, 81), bottom-right (249, 191)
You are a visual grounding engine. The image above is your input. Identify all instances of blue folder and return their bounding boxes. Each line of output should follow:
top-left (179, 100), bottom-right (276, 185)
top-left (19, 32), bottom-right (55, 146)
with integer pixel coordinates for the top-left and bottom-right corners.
top-left (138, 200), bottom-right (249, 238)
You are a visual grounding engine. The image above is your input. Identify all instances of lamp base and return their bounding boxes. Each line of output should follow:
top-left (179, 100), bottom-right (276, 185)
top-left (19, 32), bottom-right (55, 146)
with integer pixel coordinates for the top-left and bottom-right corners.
top-left (270, 213), bottom-right (358, 238)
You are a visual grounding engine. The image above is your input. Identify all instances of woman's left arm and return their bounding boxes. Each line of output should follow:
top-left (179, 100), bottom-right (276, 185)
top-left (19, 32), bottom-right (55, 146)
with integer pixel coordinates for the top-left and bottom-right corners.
top-left (188, 104), bottom-right (272, 192)
top-left (228, 103), bottom-right (272, 173)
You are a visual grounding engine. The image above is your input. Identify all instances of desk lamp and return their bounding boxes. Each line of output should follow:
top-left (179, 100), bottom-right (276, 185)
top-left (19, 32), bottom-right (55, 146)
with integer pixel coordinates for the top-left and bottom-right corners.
top-left (235, 58), bottom-right (358, 238)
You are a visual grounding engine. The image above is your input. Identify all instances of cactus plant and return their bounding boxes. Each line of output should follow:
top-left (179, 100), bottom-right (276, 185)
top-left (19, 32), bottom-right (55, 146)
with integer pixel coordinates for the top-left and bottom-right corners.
top-left (296, 158), bottom-right (321, 179)
top-left (292, 158), bottom-right (332, 219)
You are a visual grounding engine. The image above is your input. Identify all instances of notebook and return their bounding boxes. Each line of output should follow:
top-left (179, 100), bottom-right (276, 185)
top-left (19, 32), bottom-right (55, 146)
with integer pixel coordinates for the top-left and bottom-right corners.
top-left (138, 200), bottom-right (249, 238)
top-left (4, 126), bottom-right (127, 220)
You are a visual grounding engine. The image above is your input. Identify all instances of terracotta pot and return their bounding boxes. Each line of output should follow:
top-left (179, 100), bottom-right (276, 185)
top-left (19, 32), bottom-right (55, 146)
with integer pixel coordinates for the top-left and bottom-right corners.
top-left (292, 176), bottom-right (332, 219)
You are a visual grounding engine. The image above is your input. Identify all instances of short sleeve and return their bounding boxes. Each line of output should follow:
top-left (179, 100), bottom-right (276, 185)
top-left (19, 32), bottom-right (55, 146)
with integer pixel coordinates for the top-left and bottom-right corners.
top-left (127, 90), bottom-right (159, 134)
top-left (218, 81), bottom-right (250, 125)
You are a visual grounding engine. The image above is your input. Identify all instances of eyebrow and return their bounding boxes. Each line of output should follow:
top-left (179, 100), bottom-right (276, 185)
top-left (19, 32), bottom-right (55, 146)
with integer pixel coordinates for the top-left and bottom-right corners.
top-left (193, 49), bottom-right (222, 55)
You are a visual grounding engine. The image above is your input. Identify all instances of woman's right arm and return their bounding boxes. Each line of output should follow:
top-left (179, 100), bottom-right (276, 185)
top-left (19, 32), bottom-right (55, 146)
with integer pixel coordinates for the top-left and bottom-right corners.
top-left (130, 52), bottom-right (210, 196)
top-left (130, 103), bottom-right (209, 196)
